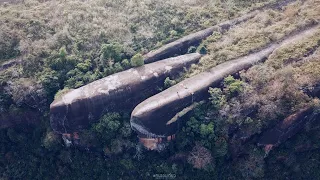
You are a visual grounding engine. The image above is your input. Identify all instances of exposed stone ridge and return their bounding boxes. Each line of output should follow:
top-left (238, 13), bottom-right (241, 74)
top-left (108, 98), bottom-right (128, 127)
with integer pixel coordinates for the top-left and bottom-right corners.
top-left (50, 53), bottom-right (202, 134)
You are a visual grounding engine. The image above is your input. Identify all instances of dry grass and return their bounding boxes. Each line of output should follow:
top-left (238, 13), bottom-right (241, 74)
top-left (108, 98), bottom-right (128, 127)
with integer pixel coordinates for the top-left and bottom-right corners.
top-left (186, 0), bottom-right (320, 77)
top-left (0, 0), bottom-right (266, 61)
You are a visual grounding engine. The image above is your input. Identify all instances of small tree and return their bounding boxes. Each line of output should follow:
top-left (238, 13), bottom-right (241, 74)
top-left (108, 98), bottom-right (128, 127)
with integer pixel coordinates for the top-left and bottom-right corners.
top-left (130, 53), bottom-right (144, 67)
top-left (92, 113), bottom-right (121, 143)
top-left (100, 43), bottom-right (123, 62)
top-left (208, 87), bottom-right (226, 109)
top-left (223, 75), bottom-right (244, 97)
top-left (187, 143), bottom-right (213, 169)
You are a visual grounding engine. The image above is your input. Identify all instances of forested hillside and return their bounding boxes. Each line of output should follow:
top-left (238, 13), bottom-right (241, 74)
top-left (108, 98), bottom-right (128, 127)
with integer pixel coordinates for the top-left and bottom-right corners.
top-left (1, 0), bottom-right (320, 179)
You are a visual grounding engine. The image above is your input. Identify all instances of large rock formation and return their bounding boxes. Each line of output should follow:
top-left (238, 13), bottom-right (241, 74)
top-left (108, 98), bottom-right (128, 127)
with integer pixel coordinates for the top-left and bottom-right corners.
top-left (258, 83), bottom-right (320, 151)
top-left (142, 0), bottom-right (300, 63)
top-left (50, 53), bottom-right (201, 134)
top-left (143, 11), bottom-right (259, 63)
top-left (131, 24), bottom-right (320, 150)
top-left (131, 45), bottom-right (279, 150)
top-left (258, 107), bottom-right (318, 147)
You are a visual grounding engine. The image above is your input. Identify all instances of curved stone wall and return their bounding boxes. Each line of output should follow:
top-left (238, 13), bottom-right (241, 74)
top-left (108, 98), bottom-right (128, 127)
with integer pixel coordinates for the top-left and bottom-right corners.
top-left (50, 53), bottom-right (201, 134)
top-left (131, 45), bottom-right (279, 141)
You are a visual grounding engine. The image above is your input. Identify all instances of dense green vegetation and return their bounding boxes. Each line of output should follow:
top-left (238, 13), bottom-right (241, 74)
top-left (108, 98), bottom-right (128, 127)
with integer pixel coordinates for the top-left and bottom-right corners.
top-left (1, 0), bottom-right (320, 179)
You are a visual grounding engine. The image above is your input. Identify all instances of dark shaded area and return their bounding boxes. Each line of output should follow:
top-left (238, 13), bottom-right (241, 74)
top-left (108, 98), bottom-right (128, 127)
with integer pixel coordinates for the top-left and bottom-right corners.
top-left (302, 83), bottom-right (320, 98)
top-left (0, 110), bottom-right (41, 129)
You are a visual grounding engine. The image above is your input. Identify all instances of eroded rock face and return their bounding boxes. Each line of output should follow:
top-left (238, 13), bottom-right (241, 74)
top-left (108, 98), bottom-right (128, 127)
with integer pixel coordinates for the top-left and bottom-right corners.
top-left (258, 107), bottom-right (319, 148)
top-left (131, 45), bottom-right (278, 141)
top-left (258, 85), bottom-right (320, 150)
top-left (50, 53), bottom-right (201, 134)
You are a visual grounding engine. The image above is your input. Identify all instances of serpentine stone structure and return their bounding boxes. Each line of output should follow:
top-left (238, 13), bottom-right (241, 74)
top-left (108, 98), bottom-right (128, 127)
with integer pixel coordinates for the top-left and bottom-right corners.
top-left (50, 53), bottom-right (201, 133)
top-left (131, 24), bottom-right (320, 150)
top-left (143, 11), bottom-right (259, 63)
top-left (131, 45), bottom-right (279, 150)
top-left (142, 0), bottom-right (300, 63)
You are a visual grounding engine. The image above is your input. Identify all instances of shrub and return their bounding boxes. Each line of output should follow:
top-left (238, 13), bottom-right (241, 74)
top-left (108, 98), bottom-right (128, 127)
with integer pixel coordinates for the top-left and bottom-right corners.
top-left (54, 88), bottom-right (71, 100)
top-left (188, 46), bottom-right (197, 53)
top-left (223, 75), bottom-right (244, 97)
top-left (113, 62), bottom-right (124, 72)
top-left (76, 60), bottom-right (91, 73)
top-left (197, 44), bottom-right (207, 54)
top-left (39, 68), bottom-right (61, 98)
top-left (100, 43), bottom-right (123, 62)
top-left (121, 59), bottom-right (131, 69)
top-left (208, 87), bottom-right (226, 109)
top-left (92, 113), bottom-right (122, 143)
top-left (59, 46), bottom-right (67, 59)
top-left (130, 53), bottom-right (144, 67)
top-left (164, 77), bottom-right (177, 88)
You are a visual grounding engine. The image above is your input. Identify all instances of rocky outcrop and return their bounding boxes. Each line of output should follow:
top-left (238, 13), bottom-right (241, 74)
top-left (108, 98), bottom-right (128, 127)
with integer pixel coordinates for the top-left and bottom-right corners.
top-left (131, 24), bottom-right (320, 150)
top-left (50, 53), bottom-right (201, 134)
top-left (130, 44), bottom-right (279, 150)
top-left (143, 11), bottom-right (259, 63)
top-left (258, 82), bottom-right (320, 151)
top-left (258, 106), bottom-right (320, 148)
top-left (142, 0), bottom-right (301, 64)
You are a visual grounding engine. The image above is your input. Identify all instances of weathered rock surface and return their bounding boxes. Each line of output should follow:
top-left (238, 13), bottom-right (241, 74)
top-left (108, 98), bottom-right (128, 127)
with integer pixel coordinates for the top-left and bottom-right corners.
top-left (258, 106), bottom-right (320, 148)
top-left (50, 53), bottom-right (201, 134)
top-left (143, 11), bottom-right (259, 63)
top-left (142, 0), bottom-right (300, 64)
top-left (131, 44), bottom-right (279, 142)
top-left (258, 83), bottom-right (320, 149)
